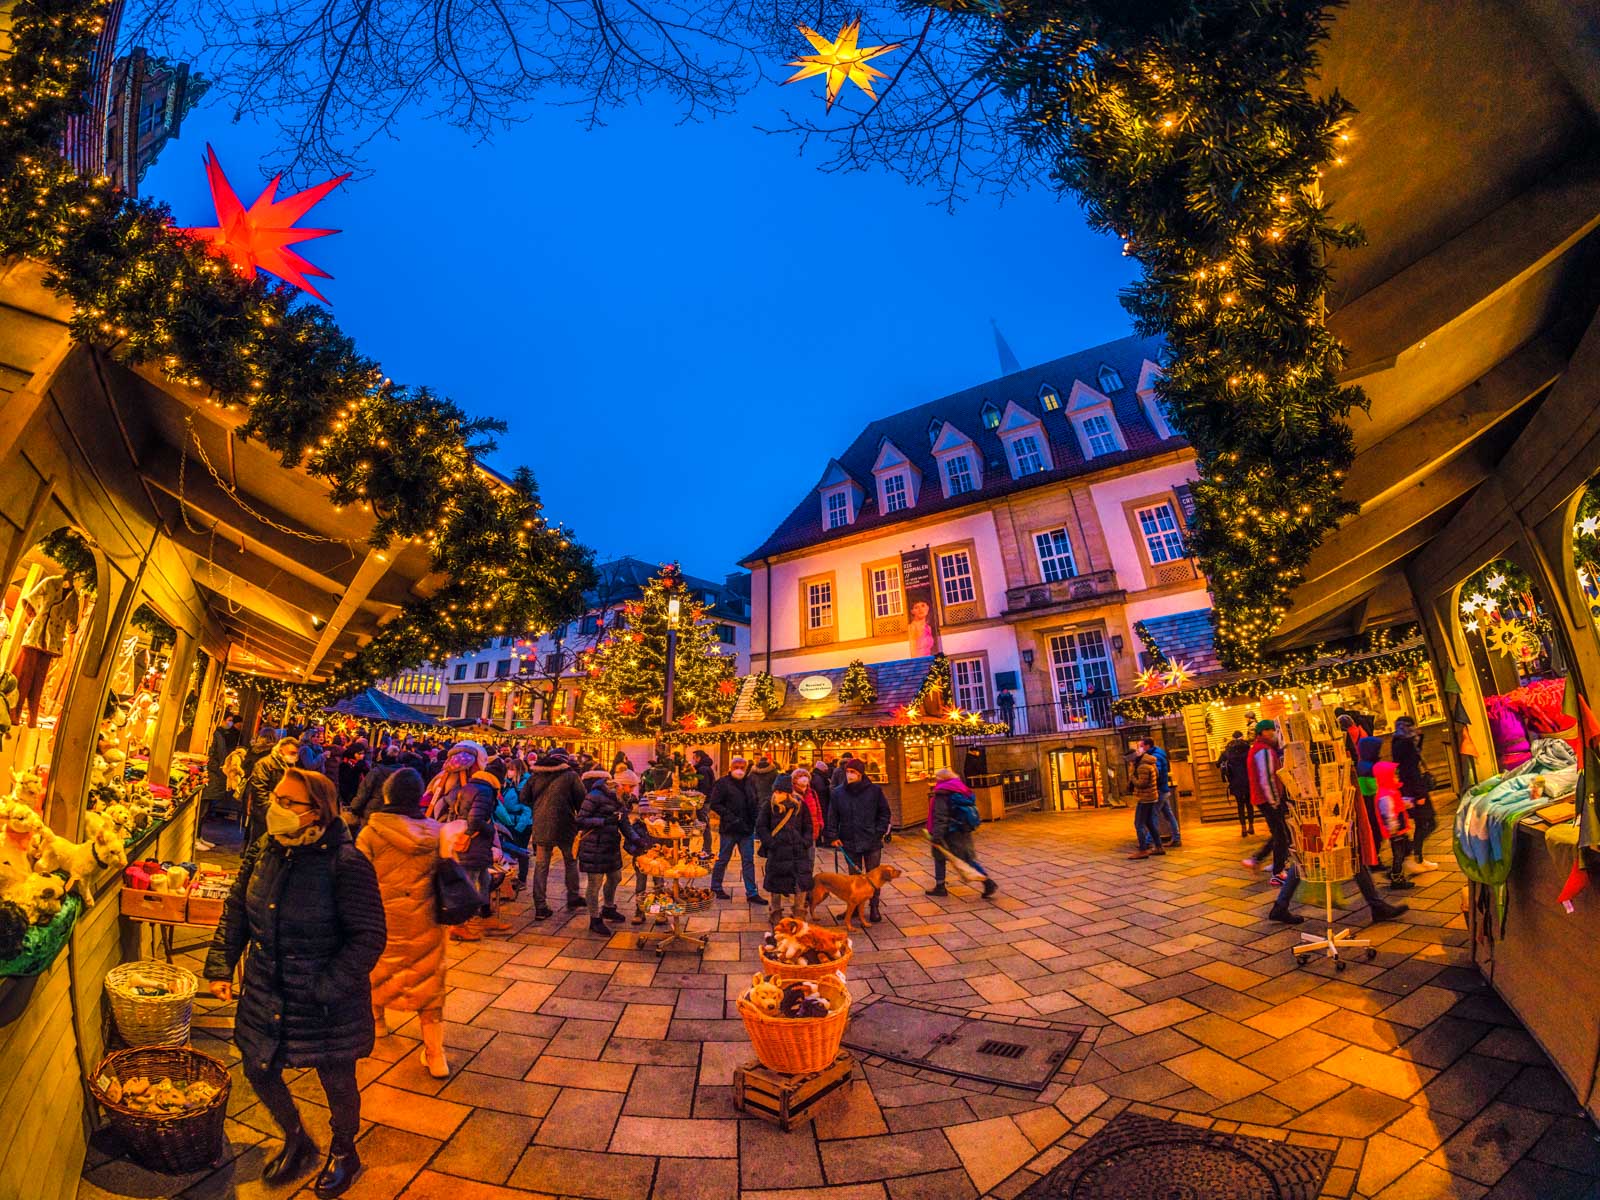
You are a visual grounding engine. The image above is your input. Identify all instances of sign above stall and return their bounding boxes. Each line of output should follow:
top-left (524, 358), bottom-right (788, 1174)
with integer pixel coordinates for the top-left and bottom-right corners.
top-left (797, 675), bottom-right (834, 701)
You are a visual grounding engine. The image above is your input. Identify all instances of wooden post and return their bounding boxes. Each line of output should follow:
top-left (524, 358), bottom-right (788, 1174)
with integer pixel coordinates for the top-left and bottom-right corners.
top-left (146, 629), bottom-right (195, 786)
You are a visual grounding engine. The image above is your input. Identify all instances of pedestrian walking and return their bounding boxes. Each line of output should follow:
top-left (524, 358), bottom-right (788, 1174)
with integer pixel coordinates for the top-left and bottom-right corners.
top-left (756, 773), bottom-right (814, 922)
top-left (523, 749), bottom-right (587, 919)
top-left (356, 768), bottom-right (452, 1078)
top-left (204, 768), bottom-right (385, 1197)
top-left (1126, 745), bottom-right (1165, 859)
top-left (790, 766), bottom-right (826, 847)
top-left (196, 710), bottom-right (239, 850)
top-left (821, 758), bottom-right (892, 923)
top-left (577, 768), bottom-right (628, 934)
top-left (925, 767), bottom-right (996, 897)
top-left (425, 741), bottom-right (504, 941)
top-left (244, 735), bottom-right (299, 846)
top-left (1220, 732), bottom-right (1254, 836)
top-left (494, 766), bottom-right (534, 891)
top-left (1392, 716), bottom-right (1438, 871)
top-left (1242, 720), bottom-right (1290, 882)
top-left (1141, 737), bottom-right (1181, 847)
top-left (708, 755), bottom-right (762, 904)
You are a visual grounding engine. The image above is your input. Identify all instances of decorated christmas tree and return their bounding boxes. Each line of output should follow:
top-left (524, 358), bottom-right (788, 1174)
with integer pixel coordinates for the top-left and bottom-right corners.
top-left (581, 563), bottom-right (739, 738)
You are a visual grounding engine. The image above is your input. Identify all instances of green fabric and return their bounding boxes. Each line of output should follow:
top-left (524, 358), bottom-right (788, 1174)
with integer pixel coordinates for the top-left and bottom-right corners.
top-left (0, 894), bottom-right (82, 977)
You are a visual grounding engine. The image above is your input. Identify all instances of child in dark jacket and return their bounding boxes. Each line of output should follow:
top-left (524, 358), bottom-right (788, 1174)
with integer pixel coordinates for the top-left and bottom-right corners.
top-left (756, 775), bottom-right (814, 923)
top-left (577, 769), bottom-right (627, 934)
top-left (926, 768), bottom-right (996, 899)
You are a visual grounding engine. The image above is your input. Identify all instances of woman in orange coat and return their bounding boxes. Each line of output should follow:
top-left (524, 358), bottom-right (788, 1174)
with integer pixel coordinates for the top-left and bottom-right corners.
top-left (356, 768), bottom-right (451, 1078)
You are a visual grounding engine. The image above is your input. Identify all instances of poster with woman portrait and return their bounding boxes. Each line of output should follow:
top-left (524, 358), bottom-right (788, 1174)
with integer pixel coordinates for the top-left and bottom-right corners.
top-left (901, 548), bottom-right (940, 657)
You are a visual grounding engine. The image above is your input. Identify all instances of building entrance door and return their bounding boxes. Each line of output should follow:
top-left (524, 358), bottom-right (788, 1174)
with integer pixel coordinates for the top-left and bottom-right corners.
top-left (1050, 746), bottom-right (1103, 810)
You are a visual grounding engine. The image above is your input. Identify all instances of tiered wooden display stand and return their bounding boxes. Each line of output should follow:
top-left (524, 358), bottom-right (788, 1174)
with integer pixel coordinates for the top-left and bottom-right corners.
top-left (634, 790), bottom-right (711, 956)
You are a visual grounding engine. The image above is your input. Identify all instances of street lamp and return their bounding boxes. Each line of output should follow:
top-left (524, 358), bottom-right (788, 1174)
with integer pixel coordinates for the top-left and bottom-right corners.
top-left (663, 597), bottom-right (682, 731)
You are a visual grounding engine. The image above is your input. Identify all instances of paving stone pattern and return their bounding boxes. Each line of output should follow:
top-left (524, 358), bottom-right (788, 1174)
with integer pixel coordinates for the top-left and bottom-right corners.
top-left (79, 806), bottom-right (1600, 1199)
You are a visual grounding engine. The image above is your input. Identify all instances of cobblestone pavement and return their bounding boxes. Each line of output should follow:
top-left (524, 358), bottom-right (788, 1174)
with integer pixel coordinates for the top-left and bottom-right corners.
top-left (81, 807), bottom-right (1600, 1200)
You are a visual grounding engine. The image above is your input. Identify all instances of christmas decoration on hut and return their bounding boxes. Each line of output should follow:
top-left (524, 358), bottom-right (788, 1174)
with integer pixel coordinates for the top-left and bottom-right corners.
top-left (181, 146), bottom-right (349, 302)
top-left (751, 672), bottom-right (781, 715)
top-left (784, 19), bottom-right (901, 110)
top-left (1161, 659), bottom-right (1194, 690)
top-left (1135, 666), bottom-right (1165, 693)
top-left (838, 660), bottom-right (878, 706)
top-left (1485, 617), bottom-right (1542, 664)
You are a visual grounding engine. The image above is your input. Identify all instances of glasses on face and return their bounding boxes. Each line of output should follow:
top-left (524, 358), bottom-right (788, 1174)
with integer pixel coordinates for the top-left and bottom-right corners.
top-left (273, 788), bottom-right (317, 814)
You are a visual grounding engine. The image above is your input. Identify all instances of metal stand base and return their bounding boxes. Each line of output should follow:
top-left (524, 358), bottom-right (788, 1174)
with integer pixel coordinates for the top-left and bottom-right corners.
top-left (1292, 884), bottom-right (1377, 972)
top-left (645, 913), bottom-right (707, 956)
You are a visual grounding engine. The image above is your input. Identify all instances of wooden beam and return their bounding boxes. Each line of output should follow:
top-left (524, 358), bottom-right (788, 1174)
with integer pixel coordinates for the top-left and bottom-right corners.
top-left (1501, 301), bottom-right (1600, 518)
top-left (1331, 153), bottom-right (1600, 378)
top-left (301, 548), bottom-right (392, 678)
top-left (0, 335), bottom-right (74, 466)
top-left (1275, 513), bottom-right (1450, 640)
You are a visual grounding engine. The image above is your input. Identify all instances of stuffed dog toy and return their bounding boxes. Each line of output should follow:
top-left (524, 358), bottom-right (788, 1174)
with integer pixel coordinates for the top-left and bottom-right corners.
top-left (807, 865), bottom-right (900, 931)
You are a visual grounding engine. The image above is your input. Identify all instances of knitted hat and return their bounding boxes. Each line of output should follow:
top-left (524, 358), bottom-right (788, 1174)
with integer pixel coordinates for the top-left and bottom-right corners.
top-left (841, 757), bottom-right (868, 775)
top-left (1255, 719), bottom-right (1277, 735)
top-left (731, 755), bottom-right (748, 767)
top-left (582, 768), bottom-right (612, 784)
top-left (934, 767), bottom-right (959, 781)
top-left (484, 758), bottom-right (508, 785)
top-left (613, 767), bottom-right (640, 788)
top-left (447, 740), bottom-right (488, 771)
top-left (772, 773), bottom-right (793, 794)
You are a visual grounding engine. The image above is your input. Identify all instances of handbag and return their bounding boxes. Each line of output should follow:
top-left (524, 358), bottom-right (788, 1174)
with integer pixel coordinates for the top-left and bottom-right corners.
top-left (434, 856), bottom-right (484, 925)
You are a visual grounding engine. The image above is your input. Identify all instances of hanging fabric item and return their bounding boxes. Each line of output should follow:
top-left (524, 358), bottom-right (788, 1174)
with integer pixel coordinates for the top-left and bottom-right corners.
top-left (1555, 695), bottom-right (1600, 911)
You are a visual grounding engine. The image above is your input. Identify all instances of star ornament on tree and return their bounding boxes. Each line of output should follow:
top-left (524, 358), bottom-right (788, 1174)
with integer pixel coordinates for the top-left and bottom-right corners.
top-left (784, 19), bottom-right (902, 111)
top-left (181, 145), bottom-right (349, 302)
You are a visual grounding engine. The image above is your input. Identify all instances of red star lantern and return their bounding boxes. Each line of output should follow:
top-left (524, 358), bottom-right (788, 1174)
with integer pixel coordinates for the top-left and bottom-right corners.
top-left (181, 145), bottom-right (349, 302)
top-left (679, 714), bottom-right (699, 730)
top-left (717, 678), bottom-right (739, 697)
top-left (618, 699), bottom-right (637, 716)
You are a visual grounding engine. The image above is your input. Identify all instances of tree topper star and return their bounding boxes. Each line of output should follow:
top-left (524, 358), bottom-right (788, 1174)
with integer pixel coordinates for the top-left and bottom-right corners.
top-left (181, 145), bottom-right (350, 302)
top-left (784, 19), bottom-right (901, 111)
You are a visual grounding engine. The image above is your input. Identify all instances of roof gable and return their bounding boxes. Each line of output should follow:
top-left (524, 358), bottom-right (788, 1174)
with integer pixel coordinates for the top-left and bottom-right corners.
top-left (996, 399), bottom-right (1043, 435)
top-left (1065, 380), bottom-right (1115, 415)
top-left (817, 459), bottom-right (857, 490)
top-left (872, 439), bottom-right (914, 474)
top-left (931, 423), bottom-right (977, 456)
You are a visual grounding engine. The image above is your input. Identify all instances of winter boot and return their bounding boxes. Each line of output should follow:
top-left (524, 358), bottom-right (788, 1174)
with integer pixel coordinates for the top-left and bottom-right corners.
top-left (419, 1017), bottom-right (450, 1079)
top-left (313, 1137), bottom-right (361, 1198)
top-left (867, 895), bottom-right (882, 924)
top-left (600, 906), bottom-right (626, 923)
top-left (588, 916), bottom-right (612, 937)
top-left (449, 918), bottom-right (484, 942)
top-left (567, 893), bottom-right (587, 909)
top-left (263, 1124), bottom-right (317, 1184)
top-left (481, 912), bottom-right (514, 933)
top-left (1267, 906), bottom-right (1305, 924)
top-left (1368, 898), bottom-right (1409, 922)
top-left (533, 903), bottom-right (554, 920)
top-left (924, 884), bottom-right (949, 897)
top-left (981, 878), bottom-right (998, 899)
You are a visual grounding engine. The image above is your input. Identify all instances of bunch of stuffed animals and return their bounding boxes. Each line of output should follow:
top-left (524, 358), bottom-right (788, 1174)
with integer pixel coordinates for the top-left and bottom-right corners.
top-left (742, 973), bottom-right (833, 1019)
top-left (0, 767), bottom-right (129, 931)
top-left (764, 918), bottom-right (851, 966)
top-left (96, 1073), bottom-right (220, 1114)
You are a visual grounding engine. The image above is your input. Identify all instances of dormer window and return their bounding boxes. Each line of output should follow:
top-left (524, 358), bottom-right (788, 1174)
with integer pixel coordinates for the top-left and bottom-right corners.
top-left (882, 473), bottom-right (909, 513)
top-left (980, 402), bottom-right (1000, 431)
top-left (825, 490), bottom-right (851, 529)
top-left (871, 438), bottom-right (920, 516)
top-left (817, 459), bottom-right (862, 530)
top-left (1039, 385), bottom-right (1061, 412)
top-left (994, 400), bottom-right (1055, 480)
top-left (930, 422), bottom-right (984, 499)
top-left (1010, 433), bottom-right (1045, 476)
top-left (1136, 358), bottom-right (1175, 439)
top-left (1082, 414), bottom-right (1120, 457)
top-left (1098, 364), bottom-right (1124, 392)
top-left (927, 418), bottom-right (942, 446)
top-left (945, 455), bottom-right (976, 496)
top-left (1065, 380), bottom-right (1128, 459)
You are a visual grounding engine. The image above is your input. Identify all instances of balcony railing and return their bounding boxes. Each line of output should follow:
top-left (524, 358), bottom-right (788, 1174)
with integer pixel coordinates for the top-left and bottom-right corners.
top-left (1003, 569), bottom-right (1121, 617)
top-left (954, 697), bottom-right (1119, 739)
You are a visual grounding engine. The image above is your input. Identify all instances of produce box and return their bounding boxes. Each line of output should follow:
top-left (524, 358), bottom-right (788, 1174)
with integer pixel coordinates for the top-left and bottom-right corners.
top-left (184, 873), bottom-right (233, 925)
top-left (120, 887), bottom-right (190, 922)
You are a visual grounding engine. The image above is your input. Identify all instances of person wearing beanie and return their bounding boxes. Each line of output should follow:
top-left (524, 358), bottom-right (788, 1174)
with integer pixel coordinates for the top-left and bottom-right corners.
top-left (748, 754), bottom-right (779, 810)
top-left (821, 757), bottom-right (892, 923)
top-left (926, 766), bottom-right (996, 899)
top-left (708, 755), bottom-right (762, 903)
top-left (522, 748), bottom-right (588, 919)
top-left (790, 766), bottom-right (826, 849)
top-left (576, 768), bottom-right (627, 934)
top-left (425, 742), bottom-right (506, 940)
top-left (756, 773), bottom-right (815, 922)
top-left (1241, 721), bottom-right (1291, 885)
top-left (357, 768), bottom-right (454, 1079)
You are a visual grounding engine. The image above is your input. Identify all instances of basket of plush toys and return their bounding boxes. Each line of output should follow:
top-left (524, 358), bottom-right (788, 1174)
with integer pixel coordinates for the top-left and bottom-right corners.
top-left (737, 972), bottom-right (850, 1074)
top-left (760, 918), bottom-right (853, 981)
top-left (105, 960), bottom-right (198, 1047)
top-left (91, 1045), bottom-right (231, 1172)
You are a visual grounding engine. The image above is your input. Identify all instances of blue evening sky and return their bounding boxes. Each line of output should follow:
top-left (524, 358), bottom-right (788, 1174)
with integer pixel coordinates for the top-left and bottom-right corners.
top-left (143, 83), bottom-right (1138, 581)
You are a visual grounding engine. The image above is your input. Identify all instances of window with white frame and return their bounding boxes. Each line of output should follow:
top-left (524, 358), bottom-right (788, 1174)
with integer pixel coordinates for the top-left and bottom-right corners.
top-left (825, 490), bottom-right (850, 529)
top-left (1098, 365), bottom-right (1124, 392)
top-left (938, 550), bottom-right (976, 606)
top-left (951, 657), bottom-right (989, 712)
top-left (1034, 528), bottom-right (1077, 582)
top-left (944, 454), bottom-right (976, 496)
top-left (807, 580), bottom-right (834, 629)
top-left (870, 565), bottom-right (903, 619)
top-left (1081, 413), bottom-right (1120, 457)
top-left (1136, 502), bottom-right (1187, 564)
top-left (882, 473), bottom-right (909, 513)
top-left (1048, 629), bottom-right (1115, 707)
top-left (1010, 433), bottom-right (1046, 476)
top-left (1039, 385), bottom-right (1061, 412)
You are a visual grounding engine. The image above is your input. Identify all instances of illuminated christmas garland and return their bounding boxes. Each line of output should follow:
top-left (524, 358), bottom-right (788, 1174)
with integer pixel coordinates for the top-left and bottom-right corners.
top-left (660, 717), bottom-right (1007, 749)
top-left (0, 0), bottom-right (593, 696)
top-left (838, 659), bottom-right (878, 706)
top-left (1131, 621), bottom-right (1169, 669)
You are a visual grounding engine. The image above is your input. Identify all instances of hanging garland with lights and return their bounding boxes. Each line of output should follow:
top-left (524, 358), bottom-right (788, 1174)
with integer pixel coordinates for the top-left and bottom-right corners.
top-left (1131, 621), bottom-right (1169, 670)
top-left (838, 659), bottom-right (878, 706)
top-left (750, 671), bottom-right (781, 716)
top-left (661, 715), bottom-right (1007, 748)
top-left (915, 653), bottom-right (952, 710)
top-left (0, 0), bottom-right (594, 696)
top-left (956, 0), bottom-right (1364, 668)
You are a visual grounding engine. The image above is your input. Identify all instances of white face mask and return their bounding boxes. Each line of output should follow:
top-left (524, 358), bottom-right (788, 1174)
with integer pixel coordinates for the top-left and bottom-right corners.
top-left (731, 769), bottom-right (746, 779)
top-left (265, 800), bottom-right (309, 840)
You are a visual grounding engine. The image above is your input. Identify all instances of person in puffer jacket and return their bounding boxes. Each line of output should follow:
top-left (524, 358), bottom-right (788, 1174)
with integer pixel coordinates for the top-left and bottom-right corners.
top-left (756, 774), bottom-right (814, 922)
top-left (523, 750), bottom-right (587, 919)
top-left (425, 741), bottom-right (505, 941)
top-left (1373, 760), bottom-right (1416, 890)
top-left (576, 769), bottom-right (627, 935)
top-left (926, 767), bottom-right (996, 899)
top-left (204, 768), bottom-right (385, 1197)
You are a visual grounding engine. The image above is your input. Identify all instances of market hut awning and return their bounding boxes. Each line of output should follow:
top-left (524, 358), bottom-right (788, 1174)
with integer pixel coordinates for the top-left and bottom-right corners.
top-left (326, 687), bottom-right (439, 726)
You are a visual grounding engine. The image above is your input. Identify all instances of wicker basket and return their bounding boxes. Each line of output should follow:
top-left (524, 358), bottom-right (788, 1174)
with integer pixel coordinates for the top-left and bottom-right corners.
top-left (91, 1045), bottom-right (231, 1173)
top-left (759, 946), bottom-right (852, 982)
top-left (737, 977), bottom-right (850, 1074)
top-left (106, 960), bottom-right (197, 1047)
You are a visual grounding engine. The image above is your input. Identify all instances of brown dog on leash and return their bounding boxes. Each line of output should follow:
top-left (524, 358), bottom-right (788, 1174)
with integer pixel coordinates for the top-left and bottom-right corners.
top-left (807, 865), bottom-right (900, 931)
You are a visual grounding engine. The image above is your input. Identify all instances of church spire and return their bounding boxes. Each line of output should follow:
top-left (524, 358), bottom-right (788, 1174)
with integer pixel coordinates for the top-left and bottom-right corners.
top-left (990, 317), bottom-right (1022, 376)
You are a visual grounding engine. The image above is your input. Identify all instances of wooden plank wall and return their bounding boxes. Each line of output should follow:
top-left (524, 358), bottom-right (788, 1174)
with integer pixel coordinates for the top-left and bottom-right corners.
top-left (0, 960), bottom-right (86, 1200)
top-left (1181, 707), bottom-right (1236, 823)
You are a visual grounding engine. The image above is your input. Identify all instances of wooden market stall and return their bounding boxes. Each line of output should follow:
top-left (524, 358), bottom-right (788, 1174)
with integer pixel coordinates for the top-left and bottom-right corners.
top-left (0, 260), bottom-right (448, 1197)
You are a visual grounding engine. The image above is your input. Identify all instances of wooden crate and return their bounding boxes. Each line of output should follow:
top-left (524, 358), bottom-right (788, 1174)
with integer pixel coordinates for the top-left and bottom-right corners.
top-left (735, 1050), bottom-right (854, 1131)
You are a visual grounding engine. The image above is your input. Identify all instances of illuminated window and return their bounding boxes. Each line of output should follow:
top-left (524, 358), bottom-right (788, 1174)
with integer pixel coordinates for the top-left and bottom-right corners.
top-left (882, 473), bottom-right (909, 513)
top-left (871, 565), bottom-right (903, 619)
top-left (1034, 529), bottom-right (1077, 582)
top-left (807, 581), bottom-right (833, 630)
top-left (1136, 502), bottom-right (1186, 564)
top-left (1011, 434), bottom-right (1045, 476)
top-left (945, 455), bottom-right (976, 496)
top-left (1039, 385), bottom-right (1061, 412)
top-left (1082, 413), bottom-right (1119, 457)
top-left (980, 402), bottom-right (1000, 431)
top-left (938, 550), bottom-right (976, 606)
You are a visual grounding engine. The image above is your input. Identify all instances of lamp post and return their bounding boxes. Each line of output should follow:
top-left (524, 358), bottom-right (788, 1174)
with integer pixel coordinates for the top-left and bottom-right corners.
top-left (663, 596), bottom-right (682, 731)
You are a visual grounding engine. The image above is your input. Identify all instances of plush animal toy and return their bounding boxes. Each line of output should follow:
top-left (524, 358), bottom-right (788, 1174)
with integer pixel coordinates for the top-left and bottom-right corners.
top-left (14, 873), bottom-right (65, 924)
top-left (9, 768), bottom-right (46, 815)
top-left (32, 833), bottom-right (100, 906)
top-left (0, 819), bottom-right (34, 897)
top-left (746, 973), bottom-right (785, 1016)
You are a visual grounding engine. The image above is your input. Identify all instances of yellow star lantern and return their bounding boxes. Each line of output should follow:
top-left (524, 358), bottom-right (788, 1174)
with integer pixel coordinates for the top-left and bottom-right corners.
top-left (1161, 660), bottom-right (1194, 690)
top-left (784, 19), bottom-right (901, 110)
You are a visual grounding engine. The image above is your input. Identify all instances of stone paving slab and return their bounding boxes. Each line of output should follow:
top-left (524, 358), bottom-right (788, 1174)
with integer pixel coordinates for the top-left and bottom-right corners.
top-left (79, 806), bottom-right (1600, 1200)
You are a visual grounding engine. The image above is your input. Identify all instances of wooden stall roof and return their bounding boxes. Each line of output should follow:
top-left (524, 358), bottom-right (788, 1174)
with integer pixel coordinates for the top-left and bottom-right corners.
top-left (1266, 0), bottom-right (1600, 648)
top-left (0, 258), bottom-right (447, 682)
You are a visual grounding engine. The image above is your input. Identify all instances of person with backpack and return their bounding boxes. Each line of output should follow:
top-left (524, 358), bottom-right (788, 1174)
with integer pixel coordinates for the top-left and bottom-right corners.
top-left (925, 767), bottom-right (996, 898)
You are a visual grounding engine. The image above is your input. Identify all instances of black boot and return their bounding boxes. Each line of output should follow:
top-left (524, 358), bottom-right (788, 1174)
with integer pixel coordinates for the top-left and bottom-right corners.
top-left (263, 1124), bottom-right (317, 1185)
top-left (588, 916), bottom-right (612, 936)
top-left (1368, 898), bottom-right (1409, 922)
top-left (533, 904), bottom-right (553, 920)
top-left (600, 906), bottom-right (626, 923)
top-left (924, 884), bottom-right (948, 897)
top-left (313, 1138), bottom-right (361, 1197)
top-left (568, 894), bottom-right (587, 908)
top-left (1267, 907), bottom-right (1305, 925)
top-left (981, 878), bottom-right (998, 899)
top-left (867, 896), bottom-right (882, 924)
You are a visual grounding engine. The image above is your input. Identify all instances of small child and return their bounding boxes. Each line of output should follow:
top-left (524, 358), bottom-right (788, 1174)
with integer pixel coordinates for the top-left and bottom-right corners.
top-left (1372, 760), bottom-right (1415, 891)
top-left (755, 774), bottom-right (814, 924)
top-left (1353, 735), bottom-right (1386, 876)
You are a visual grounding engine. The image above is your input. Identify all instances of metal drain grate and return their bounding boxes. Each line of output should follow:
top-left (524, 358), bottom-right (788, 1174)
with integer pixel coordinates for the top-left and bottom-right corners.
top-left (977, 1040), bottom-right (1027, 1059)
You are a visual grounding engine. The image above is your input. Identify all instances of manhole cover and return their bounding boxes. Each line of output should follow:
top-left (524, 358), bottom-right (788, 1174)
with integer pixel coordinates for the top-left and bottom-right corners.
top-left (842, 1000), bottom-right (1081, 1090)
top-left (1020, 1113), bottom-right (1332, 1200)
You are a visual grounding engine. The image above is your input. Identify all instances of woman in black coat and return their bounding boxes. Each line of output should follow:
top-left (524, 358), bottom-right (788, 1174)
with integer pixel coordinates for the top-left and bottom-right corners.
top-left (576, 770), bottom-right (626, 934)
top-left (756, 774), bottom-right (814, 921)
top-left (204, 768), bottom-right (385, 1198)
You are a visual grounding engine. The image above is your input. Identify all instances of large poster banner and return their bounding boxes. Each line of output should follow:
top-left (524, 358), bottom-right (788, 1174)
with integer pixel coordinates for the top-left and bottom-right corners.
top-left (901, 547), bottom-right (940, 657)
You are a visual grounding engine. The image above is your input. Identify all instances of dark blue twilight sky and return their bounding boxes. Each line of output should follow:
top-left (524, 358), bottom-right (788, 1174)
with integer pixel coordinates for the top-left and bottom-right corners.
top-left (142, 84), bottom-right (1138, 580)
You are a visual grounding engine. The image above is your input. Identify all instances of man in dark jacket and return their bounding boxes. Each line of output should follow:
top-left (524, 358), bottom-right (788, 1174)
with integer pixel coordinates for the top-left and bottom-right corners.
top-left (197, 711), bottom-right (240, 850)
top-left (245, 736), bottom-right (299, 846)
top-left (690, 749), bottom-right (718, 860)
top-left (523, 750), bottom-right (587, 919)
top-left (748, 755), bottom-right (779, 810)
top-left (708, 755), bottom-right (762, 903)
top-left (576, 769), bottom-right (627, 934)
top-left (822, 757), bottom-right (892, 923)
top-left (347, 744), bottom-right (401, 832)
top-left (1219, 732), bottom-right (1254, 836)
top-left (1391, 716), bottom-right (1437, 871)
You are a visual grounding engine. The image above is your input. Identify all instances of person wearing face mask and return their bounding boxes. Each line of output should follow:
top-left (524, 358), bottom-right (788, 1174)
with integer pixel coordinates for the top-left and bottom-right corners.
top-left (245, 736), bottom-right (301, 846)
top-left (708, 755), bottom-right (762, 904)
top-left (204, 768), bottom-right (386, 1197)
top-left (822, 758), bottom-right (892, 924)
